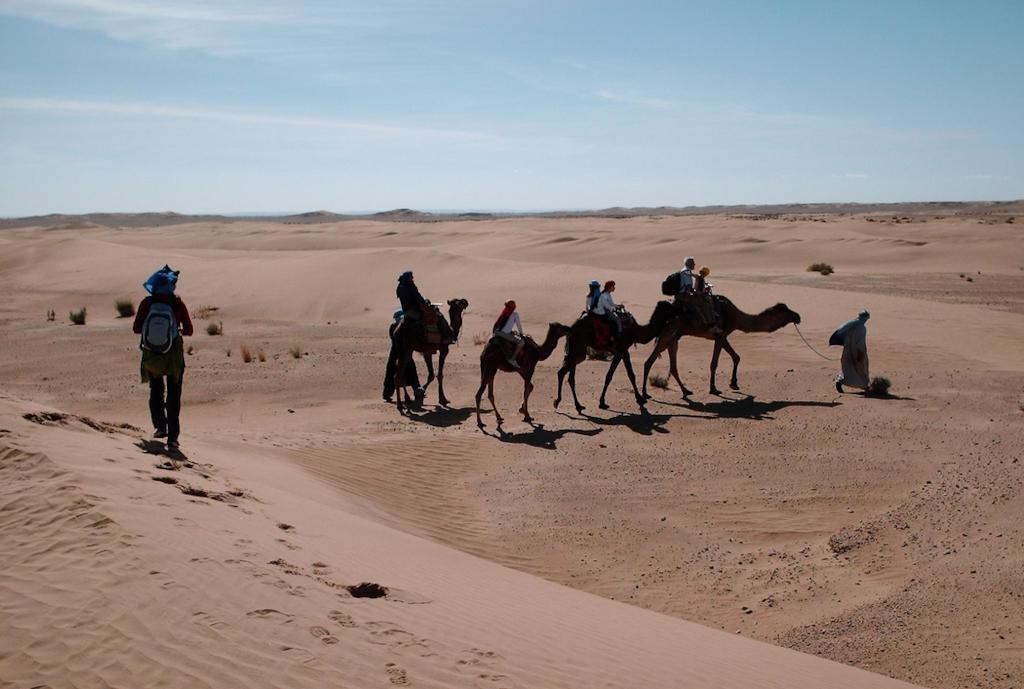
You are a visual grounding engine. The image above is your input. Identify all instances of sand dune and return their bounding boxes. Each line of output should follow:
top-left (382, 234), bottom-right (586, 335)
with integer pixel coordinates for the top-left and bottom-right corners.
top-left (1, 208), bottom-right (1022, 688)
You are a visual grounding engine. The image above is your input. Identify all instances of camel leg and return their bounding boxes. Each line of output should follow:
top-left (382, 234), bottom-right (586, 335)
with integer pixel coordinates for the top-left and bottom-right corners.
top-left (642, 339), bottom-right (666, 400)
top-left (709, 339), bottom-right (723, 395)
top-left (599, 356), bottom-right (622, 410)
top-left (475, 360), bottom-right (494, 427)
top-left (568, 364), bottom-right (585, 413)
top-left (421, 352), bottom-right (436, 399)
top-left (436, 346), bottom-right (450, 406)
top-left (621, 353), bottom-right (646, 408)
top-left (488, 379), bottom-right (502, 425)
top-left (720, 337), bottom-right (741, 390)
top-left (519, 370), bottom-right (534, 422)
top-left (667, 339), bottom-right (693, 397)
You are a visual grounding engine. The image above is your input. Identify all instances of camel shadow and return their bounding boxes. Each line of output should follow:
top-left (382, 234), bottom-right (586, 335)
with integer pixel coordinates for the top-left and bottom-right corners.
top-left (135, 439), bottom-right (190, 461)
top-left (403, 405), bottom-right (472, 428)
top-left (481, 421), bottom-right (603, 450)
top-left (678, 394), bottom-right (840, 420)
top-left (557, 408), bottom-right (685, 435)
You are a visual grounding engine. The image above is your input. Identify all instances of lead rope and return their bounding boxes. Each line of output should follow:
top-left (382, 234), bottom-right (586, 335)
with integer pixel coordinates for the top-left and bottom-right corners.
top-left (792, 323), bottom-right (840, 361)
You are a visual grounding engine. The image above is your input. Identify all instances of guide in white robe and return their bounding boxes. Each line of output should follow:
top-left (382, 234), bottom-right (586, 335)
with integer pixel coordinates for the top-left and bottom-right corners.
top-left (830, 311), bottom-right (870, 389)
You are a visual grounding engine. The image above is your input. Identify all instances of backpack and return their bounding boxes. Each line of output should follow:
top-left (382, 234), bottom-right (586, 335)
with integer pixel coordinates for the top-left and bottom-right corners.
top-left (661, 271), bottom-right (682, 296)
top-left (141, 301), bottom-right (178, 354)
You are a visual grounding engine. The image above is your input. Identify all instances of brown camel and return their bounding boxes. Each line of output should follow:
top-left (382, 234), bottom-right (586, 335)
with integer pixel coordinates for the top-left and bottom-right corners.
top-left (474, 322), bottom-right (571, 427)
top-left (641, 296), bottom-right (801, 397)
top-left (554, 306), bottom-right (672, 413)
top-left (390, 298), bottom-right (469, 411)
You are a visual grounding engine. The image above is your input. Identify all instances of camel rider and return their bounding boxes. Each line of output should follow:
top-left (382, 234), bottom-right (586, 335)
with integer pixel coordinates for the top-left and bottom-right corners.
top-left (585, 280), bottom-right (602, 314)
top-left (593, 280), bottom-right (622, 336)
top-left (396, 271), bottom-right (429, 321)
top-left (493, 300), bottom-right (525, 368)
top-left (675, 257), bottom-right (721, 334)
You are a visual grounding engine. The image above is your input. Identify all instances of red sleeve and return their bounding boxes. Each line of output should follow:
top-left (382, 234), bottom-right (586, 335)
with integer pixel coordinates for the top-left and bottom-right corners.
top-left (175, 300), bottom-right (194, 336)
top-left (132, 298), bottom-right (151, 334)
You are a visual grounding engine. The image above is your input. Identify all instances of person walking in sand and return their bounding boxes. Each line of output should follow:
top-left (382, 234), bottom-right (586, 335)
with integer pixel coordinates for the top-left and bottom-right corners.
top-left (830, 310), bottom-right (870, 393)
top-left (383, 309), bottom-right (424, 402)
top-left (133, 265), bottom-right (193, 450)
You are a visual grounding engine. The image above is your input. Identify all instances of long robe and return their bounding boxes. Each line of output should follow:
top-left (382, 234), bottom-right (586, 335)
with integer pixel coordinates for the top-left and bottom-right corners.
top-left (835, 320), bottom-right (869, 389)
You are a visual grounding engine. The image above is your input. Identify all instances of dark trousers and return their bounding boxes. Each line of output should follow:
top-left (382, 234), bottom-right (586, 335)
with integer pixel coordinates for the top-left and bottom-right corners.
top-left (149, 374), bottom-right (183, 441)
top-left (383, 352), bottom-right (422, 399)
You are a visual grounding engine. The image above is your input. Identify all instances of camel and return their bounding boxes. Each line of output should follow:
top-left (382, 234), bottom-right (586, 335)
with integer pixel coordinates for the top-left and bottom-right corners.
top-left (390, 298), bottom-right (469, 411)
top-left (641, 296), bottom-right (801, 397)
top-left (474, 322), bottom-right (571, 427)
top-left (554, 306), bottom-right (672, 414)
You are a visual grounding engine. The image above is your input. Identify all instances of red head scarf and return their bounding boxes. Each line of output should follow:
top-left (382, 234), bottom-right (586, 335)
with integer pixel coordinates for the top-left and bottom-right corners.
top-left (604, 280), bottom-right (616, 291)
top-left (494, 300), bottom-right (516, 330)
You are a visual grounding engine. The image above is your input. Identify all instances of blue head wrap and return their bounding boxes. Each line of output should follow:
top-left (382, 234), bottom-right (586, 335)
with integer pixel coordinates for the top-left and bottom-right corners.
top-left (144, 265), bottom-right (179, 296)
top-left (588, 279), bottom-right (600, 288)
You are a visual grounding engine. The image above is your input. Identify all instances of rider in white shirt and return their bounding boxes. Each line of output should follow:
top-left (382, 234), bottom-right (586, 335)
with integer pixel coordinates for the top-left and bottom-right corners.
top-left (493, 300), bottom-right (525, 368)
top-left (593, 280), bottom-right (621, 335)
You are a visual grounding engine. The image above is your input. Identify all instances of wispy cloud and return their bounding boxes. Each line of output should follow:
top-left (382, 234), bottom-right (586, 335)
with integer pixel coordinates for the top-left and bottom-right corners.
top-left (594, 88), bottom-right (677, 110)
top-left (0, 0), bottom-right (389, 56)
top-left (0, 96), bottom-right (497, 142)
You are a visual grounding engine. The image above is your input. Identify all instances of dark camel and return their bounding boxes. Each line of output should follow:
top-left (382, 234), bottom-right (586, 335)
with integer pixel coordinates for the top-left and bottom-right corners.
top-left (390, 298), bottom-right (469, 411)
top-left (475, 322), bottom-right (571, 427)
top-left (554, 306), bottom-right (671, 413)
top-left (641, 296), bottom-right (801, 397)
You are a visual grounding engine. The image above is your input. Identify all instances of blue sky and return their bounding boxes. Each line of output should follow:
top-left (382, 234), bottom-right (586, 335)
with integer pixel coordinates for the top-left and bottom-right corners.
top-left (1, 0), bottom-right (1021, 215)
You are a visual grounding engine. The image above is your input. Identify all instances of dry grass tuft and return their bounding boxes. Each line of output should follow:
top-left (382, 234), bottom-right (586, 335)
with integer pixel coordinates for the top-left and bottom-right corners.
top-left (240, 344), bottom-right (253, 363)
top-left (868, 376), bottom-right (892, 396)
top-left (206, 321), bottom-right (223, 336)
top-left (289, 345), bottom-right (303, 359)
top-left (257, 349), bottom-right (266, 363)
top-left (472, 331), bottom-right (490, 346)
top-left (650, 374), bottom-right (669, 389)
top-left (807, 262), bottom-right (834, 276)
top-left (115, 299), bottom-right (135, 318)
top-left (194, 305), bottom-right (219, 319)
top-left (587, 347), bottom-right (611, 361)
top-left (46, 309), bottom-right (55, 322)
top-left (69, 307), bottom-right (87, 325)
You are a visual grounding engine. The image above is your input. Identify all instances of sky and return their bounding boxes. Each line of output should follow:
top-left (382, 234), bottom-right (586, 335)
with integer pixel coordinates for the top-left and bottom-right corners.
top-left (1, 0), bottom-right (1022, 215)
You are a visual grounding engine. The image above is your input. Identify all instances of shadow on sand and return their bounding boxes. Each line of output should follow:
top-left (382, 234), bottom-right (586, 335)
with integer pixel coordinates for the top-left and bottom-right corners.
top-left (479, 419), bottom-right (603, 450)
top-left (555, 408), bottom-right (699, 435)
top-left (674, 393), bottom-right (841, 420)
top-left (402, 405), bottom-right (473, 428)
top-left (135, 439), bottom-right (190, 461)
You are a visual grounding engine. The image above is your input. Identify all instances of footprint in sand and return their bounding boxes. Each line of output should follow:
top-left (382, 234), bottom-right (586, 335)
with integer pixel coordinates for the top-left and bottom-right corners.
top-left (192, 611), bottom-right (230, 632)
top-left (279, 645), bottom-right (317, 665)
top-left (327, 609), bottom-right (357, 628)
top-left (309, 625), bottom-right (339, 645)
top-left (456, 648), bottom-right (515, 688)
top-left (385, 663), bottom-right (410, 685)
top-left (246, 609), bottom-right (294, 624)
top-left (364, 621), bottom-right (435, 656)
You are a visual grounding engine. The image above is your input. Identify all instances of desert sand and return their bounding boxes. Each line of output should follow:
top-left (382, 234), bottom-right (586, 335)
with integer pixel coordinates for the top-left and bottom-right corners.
top-left (1, 205), bottom-right (1022, 689)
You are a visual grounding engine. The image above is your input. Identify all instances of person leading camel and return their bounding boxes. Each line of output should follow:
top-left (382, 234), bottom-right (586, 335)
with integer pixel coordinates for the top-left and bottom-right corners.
top-left (830, 310), bottom-right (870, 393)
top-left (383, 309), bottom-right (424, 402)
top-left (492, 300), bottom-right (525, 368)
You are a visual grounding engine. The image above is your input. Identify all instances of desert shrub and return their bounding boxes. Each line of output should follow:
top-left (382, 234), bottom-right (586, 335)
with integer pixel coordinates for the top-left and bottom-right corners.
top-left (472, 331), bottom-right (490, 346)
top-left (186, 344), bottom-right (195, 356)
top-left (240, 344), bottom-right (253, 363)
top-left (289, 345), bottom-right (303, 359)
top-left (225, 348), bottom-right (232, 357)
top-left (587, 347), bottom-right (611, 361)
top-left (868, 376), bottom-right (892, 396)
top-left (257, 349), bottom-right (266, 362)
top-left (650, 374), bottom-right (669, 389)
top-left (807, 262), bottom-right (834, 276)
top-left (46, 309), bottom-right (55, 322)
top-left (206, 321), bottom-right (223, 336)
top-left (194, 305), bottom-right (219, 319)
top-left (115, 299), bottom-right (135, 318)
top-left (69, 307), bottom-right (87, 325)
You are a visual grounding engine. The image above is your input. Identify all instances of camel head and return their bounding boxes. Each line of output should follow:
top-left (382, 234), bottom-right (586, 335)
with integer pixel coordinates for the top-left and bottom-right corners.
top-left (763, 303), bottom-right (801, 331)
top-left (548, 322), bottom-right (572, 338)
top-left (447, 298), bottom-right (469, 337)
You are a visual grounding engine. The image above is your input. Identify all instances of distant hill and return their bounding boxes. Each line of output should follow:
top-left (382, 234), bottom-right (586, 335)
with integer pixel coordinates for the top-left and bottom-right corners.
top-left (2, 201), bottom-right (1020, 230)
